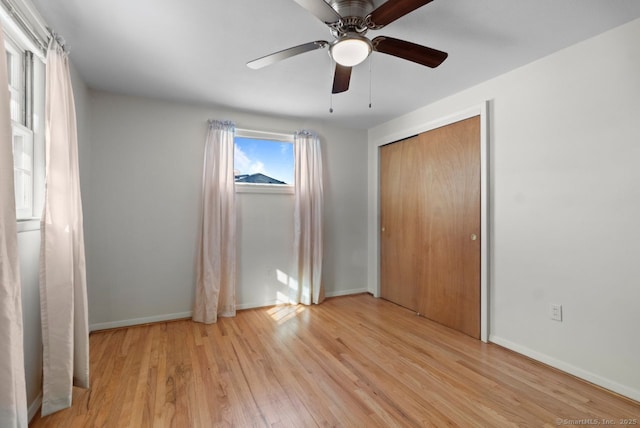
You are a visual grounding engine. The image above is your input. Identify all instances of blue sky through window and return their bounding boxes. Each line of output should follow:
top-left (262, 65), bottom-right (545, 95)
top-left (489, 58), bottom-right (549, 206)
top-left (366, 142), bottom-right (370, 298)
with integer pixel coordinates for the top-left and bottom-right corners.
top-left (234, 137), bottom-right (294, 185)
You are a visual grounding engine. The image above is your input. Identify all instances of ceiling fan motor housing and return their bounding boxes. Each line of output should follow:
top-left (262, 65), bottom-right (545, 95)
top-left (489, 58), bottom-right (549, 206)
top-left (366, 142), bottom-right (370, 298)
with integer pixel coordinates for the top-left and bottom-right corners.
top-left (328, 0), bottom-right (374, 19)
top-left (328, 0), bottom-right (374, 36)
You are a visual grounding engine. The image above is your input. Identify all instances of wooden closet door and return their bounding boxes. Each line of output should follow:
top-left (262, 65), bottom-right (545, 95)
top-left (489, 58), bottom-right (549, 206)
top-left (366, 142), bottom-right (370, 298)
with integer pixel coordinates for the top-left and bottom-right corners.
top-left (379, 135), bottom-right (424, 311)
top-left (379, 116), bottom-right (481, 339)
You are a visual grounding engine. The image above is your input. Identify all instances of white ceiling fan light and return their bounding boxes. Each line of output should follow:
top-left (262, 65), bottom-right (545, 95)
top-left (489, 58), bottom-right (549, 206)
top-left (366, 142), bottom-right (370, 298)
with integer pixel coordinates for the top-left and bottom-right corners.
top-left (330, 34), bottom-right (372, 67)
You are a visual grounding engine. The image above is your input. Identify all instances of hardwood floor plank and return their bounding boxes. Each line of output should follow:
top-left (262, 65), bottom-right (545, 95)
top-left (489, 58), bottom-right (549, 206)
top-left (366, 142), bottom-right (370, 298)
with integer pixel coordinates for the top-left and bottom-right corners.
top-left (29, 294), bottom-right (640, 427)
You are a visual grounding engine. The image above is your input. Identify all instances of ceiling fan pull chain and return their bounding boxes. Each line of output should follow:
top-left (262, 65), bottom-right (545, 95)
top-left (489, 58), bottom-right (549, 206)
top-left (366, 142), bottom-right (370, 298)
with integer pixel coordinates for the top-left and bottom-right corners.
top-left (329, 57), bottom-right (334, 113)
top-left (369, 54), bottom-right (373, 109)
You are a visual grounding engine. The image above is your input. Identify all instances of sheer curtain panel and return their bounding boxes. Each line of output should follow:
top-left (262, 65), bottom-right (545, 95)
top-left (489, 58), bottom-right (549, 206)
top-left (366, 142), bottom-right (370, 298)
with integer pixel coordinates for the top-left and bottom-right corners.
top-left (193, 120), bottom-right (237, 324)
top-left (0, 22), bottom-right (28, 428)
top-left (291, 130), bottom-right (324, 305)
top-left (39, 37), bottom-right (90, 416)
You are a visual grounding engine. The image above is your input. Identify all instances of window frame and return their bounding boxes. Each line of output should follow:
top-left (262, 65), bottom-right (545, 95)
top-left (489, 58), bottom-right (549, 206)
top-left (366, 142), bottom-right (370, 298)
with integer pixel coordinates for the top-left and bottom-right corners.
top-left (234, 128), bottom-right (295, 195)
top-left (2, 4), bottom-right (46, 229)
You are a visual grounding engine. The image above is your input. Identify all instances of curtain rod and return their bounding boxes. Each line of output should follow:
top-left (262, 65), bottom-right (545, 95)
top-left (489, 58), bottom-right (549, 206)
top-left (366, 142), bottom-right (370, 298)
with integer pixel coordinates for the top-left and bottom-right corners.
top-left (236, 127), bottom-right (295, 141)
top-left (0, 0), bottom-right (49, 55)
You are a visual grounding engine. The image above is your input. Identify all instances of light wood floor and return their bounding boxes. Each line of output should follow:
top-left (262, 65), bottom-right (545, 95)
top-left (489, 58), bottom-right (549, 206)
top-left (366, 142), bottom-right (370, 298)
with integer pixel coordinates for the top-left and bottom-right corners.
top-left (30, 294), bottom-right (639, 427)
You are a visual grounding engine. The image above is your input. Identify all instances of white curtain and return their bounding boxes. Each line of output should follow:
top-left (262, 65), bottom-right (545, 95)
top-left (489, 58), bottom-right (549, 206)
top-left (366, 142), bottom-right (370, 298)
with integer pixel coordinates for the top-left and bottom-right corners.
top-left (39, 37), bottom-right (89, 416)
top-left (193, 120), bottom-right (236, 324)
top-left (0, 23), bottom-right (28, 428)
top-left (291, 130), bottom-right (324, 305)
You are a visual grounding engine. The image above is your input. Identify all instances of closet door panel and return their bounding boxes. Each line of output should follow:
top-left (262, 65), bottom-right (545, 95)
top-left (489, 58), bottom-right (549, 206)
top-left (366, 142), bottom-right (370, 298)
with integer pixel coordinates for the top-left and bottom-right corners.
top-left (379, 116), bottom-right (480, 339)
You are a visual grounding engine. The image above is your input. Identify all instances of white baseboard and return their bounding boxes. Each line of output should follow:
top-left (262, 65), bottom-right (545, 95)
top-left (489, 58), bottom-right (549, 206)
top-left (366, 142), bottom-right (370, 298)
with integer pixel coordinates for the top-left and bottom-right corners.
top-left (89, 289), bottom-right (369, 331)
top-left (28, 392), bottom-right (42, 422)
top-left (89, 311), bottom-right (192, 332)
top-left (236, 288), bottom-right (370, 310)
top-left (326, 287), bottom-right (369, 298)
top-left (236, 300), bottom-right (281, 310)
top-left (489, 335), bottom-right (640, 402)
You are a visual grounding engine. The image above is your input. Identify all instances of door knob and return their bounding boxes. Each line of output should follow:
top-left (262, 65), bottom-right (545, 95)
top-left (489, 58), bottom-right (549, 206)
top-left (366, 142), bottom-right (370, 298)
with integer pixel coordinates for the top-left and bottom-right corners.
top-left (470, 234), bottom-right (478, 241)
top-left (381, 227), bottom-right (386, 232)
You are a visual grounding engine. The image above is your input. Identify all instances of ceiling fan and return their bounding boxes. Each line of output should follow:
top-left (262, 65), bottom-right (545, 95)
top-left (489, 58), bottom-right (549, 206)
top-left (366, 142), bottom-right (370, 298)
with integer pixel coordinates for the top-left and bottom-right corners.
top-left (247, 0), bottom-right (448, 94)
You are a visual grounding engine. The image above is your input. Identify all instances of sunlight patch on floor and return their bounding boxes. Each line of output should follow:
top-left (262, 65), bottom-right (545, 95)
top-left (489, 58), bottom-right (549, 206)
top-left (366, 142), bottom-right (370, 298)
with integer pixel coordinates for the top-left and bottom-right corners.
top-left (267, 303), bottom-right (306, 325)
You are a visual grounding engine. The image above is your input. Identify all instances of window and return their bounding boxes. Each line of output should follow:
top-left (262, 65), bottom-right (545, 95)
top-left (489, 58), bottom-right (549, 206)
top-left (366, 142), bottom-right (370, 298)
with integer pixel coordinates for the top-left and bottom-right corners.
top-left (2, 7), bottom-right (45, 226)
top-left (234, 129), bottom-right (294, 193)
top-left (12, 123), bottom-right (33, 218)
top-left (5, 38), bottom-right (25, 124)
top-left (5, 36), bottom-right (36, 219)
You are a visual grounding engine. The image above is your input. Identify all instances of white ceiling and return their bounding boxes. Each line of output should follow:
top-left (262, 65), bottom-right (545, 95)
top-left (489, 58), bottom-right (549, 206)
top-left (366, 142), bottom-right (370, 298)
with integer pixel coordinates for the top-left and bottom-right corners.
top-left (29, 0), bottom-right (640, 129)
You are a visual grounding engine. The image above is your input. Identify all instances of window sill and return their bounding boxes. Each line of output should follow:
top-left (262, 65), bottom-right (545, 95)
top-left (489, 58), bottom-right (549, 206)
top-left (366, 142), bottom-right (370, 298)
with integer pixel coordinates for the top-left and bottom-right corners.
top-left (17, 218), bottom-right (40, 233)
top-left (235, 183), bottom-right (294, 194)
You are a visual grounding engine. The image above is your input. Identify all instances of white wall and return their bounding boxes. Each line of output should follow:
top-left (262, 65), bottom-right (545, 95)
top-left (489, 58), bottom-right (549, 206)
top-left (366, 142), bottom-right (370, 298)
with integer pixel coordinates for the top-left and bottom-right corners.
top-left (86, 92), bottom-right (368, 329)
top-left (235, 190), bottom-right (295, 309)
top-left (17, 227), bottom-right (42, 417)
top-left (368, 18), bottom-right (640, 401)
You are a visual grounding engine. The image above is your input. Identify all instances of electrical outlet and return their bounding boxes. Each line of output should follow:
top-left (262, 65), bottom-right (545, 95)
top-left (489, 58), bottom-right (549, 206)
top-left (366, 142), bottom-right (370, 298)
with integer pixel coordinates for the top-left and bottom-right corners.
top-left (550, 304), bottom-right (563, 322)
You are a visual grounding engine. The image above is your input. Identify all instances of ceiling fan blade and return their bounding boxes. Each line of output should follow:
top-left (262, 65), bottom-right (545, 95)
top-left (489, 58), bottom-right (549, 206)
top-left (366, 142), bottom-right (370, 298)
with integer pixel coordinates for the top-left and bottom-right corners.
top-left (292, 0), bottom-right (342, 24)
top-left (332, 64), bottom-right (352, 94)
top-left (247, 41), bottom-right (328, 69)
top-left (372, 36), bottom-right (447, 68)
top-left (367, 0), bottom-right (433, 29)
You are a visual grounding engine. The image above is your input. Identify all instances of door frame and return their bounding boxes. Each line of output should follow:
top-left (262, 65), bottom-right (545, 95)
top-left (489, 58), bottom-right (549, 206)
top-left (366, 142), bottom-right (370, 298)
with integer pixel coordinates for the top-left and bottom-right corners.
top-left (367, 102), bottom-right (491, 342)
